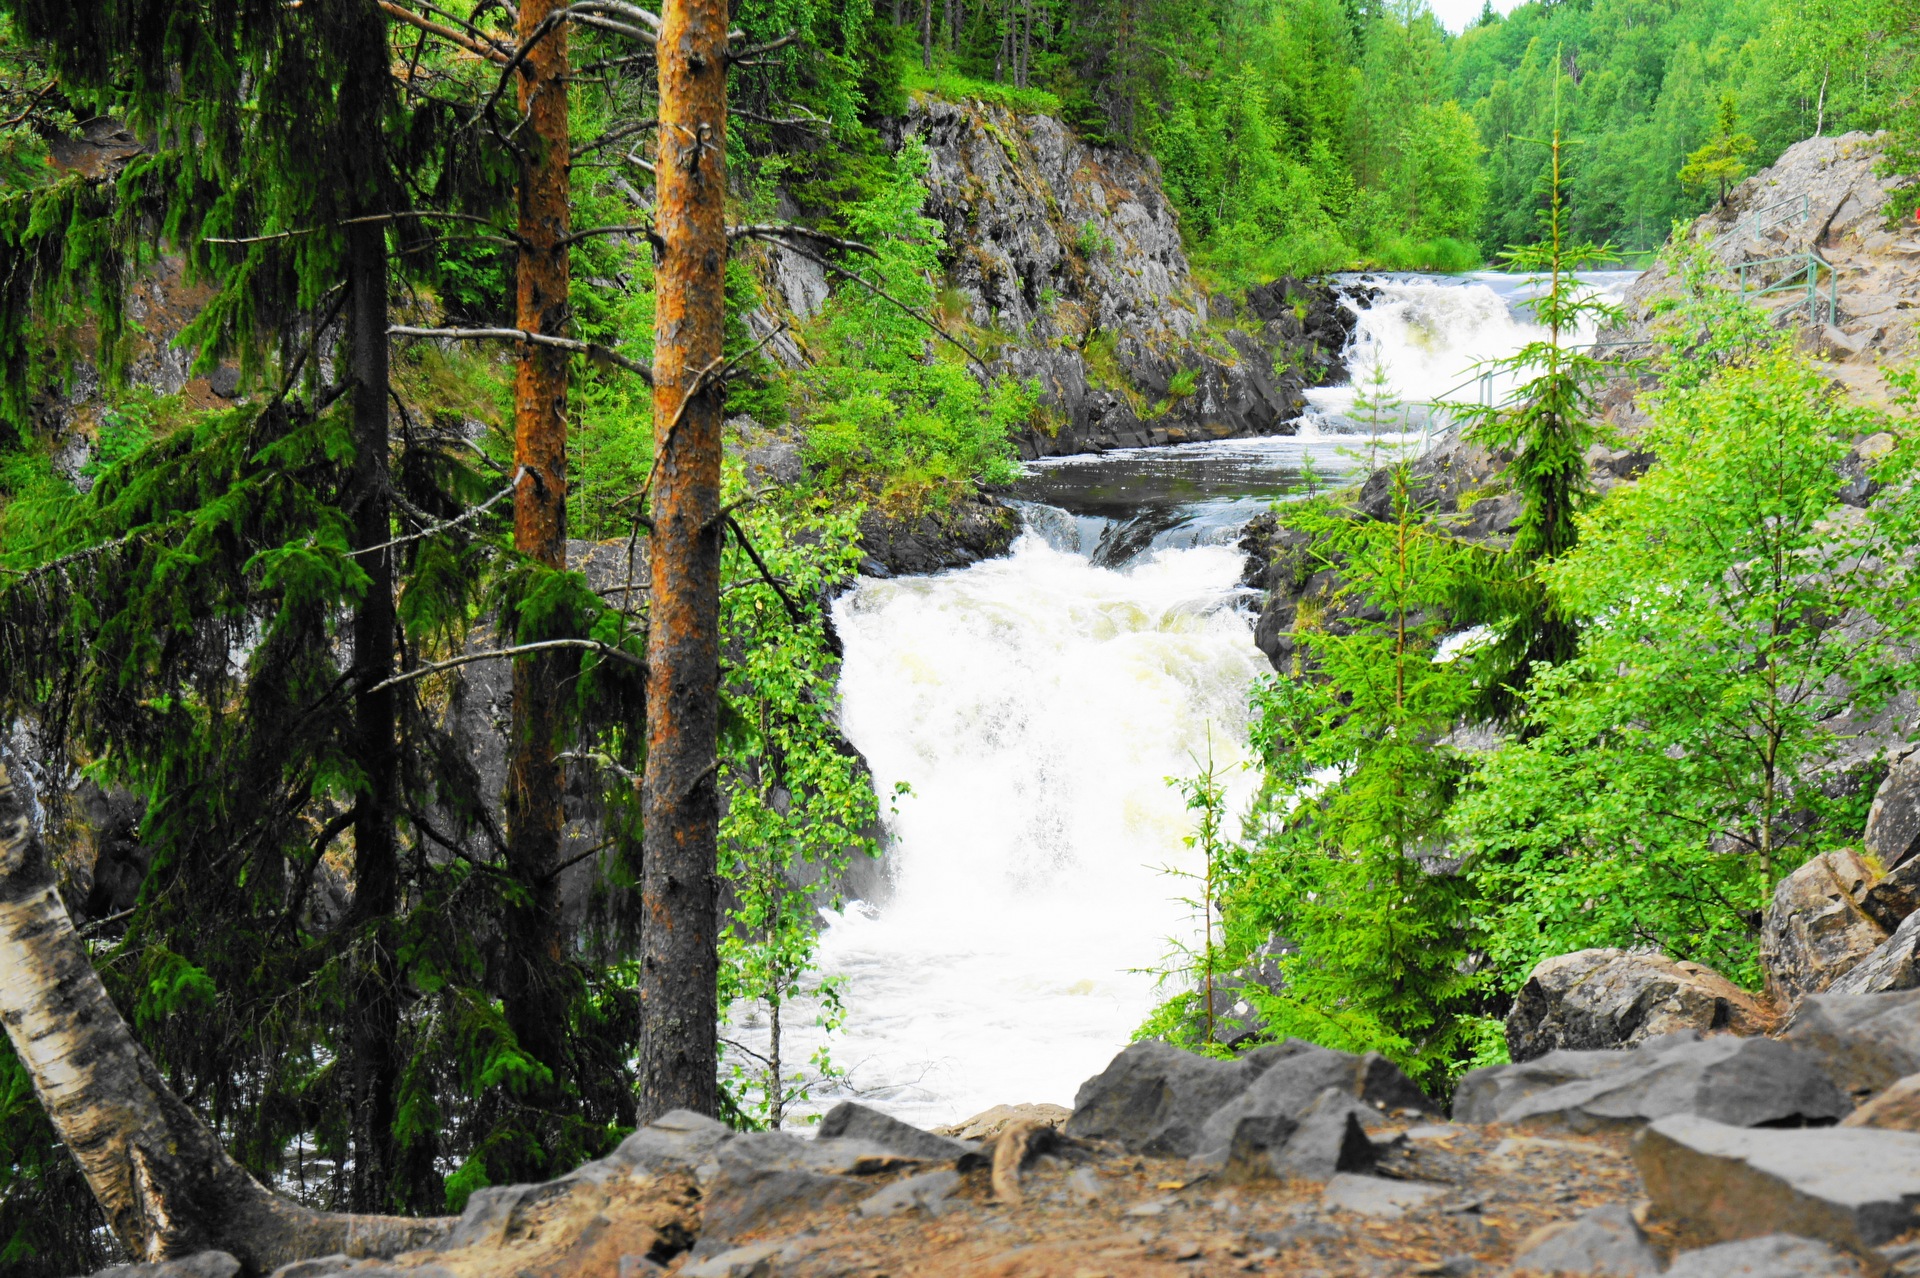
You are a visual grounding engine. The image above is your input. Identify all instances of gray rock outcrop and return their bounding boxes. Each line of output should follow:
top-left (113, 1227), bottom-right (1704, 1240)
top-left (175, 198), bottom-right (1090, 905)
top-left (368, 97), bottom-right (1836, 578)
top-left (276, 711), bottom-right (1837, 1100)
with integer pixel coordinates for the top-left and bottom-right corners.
top-left (1762, 850), bottom-right (1891, 1005)
top-left (1507, 1203), bottom-right (1661, 1277)
top-left (1634, 1114), bottom-right (1920, 1255)
top-left (1829, 911), bottom-right (1920, 995)
top-left (1780, 989), bottom-right (1920, 1101)
top-left (1452, 1032), bottom-right (1847, 1132)
top-left (1505, 949), bottom-right (1777, 1062)
top-left (1664, 1234), bottom-right (1867, 1277)
top-left (1065, 1037), bottom-right (1430, 1159)
top-left (1867, 747), bottom-right (1920, 872)
top-left (905, 98), bottom-right (1355, 459)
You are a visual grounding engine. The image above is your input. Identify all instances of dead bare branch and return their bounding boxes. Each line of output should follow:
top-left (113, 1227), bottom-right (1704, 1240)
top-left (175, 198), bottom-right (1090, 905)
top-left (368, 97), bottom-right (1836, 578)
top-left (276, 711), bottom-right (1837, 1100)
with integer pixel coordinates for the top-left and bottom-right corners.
top-left (388, 326), bottom-right (653, 382)
top-left (366, 639), bottom-right (648, 695)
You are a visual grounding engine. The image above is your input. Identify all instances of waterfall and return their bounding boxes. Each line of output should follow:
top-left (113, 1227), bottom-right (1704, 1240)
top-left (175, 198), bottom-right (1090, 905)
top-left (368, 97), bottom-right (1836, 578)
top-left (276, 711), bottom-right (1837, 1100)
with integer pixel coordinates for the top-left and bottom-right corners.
top-left (749, 269), bottom-right (1639, 1127)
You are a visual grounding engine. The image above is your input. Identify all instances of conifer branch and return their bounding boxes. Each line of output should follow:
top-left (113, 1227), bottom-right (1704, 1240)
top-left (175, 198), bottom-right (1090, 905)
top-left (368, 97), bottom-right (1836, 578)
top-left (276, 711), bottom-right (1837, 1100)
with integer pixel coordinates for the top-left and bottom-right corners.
top-left (388, 325), bottom-right (653, 382)
top-left (727, 224), bottom-right (875, 257)
top-left (349, 468), bottom-right (526, 558)
top-left (554, 223), bottom-right (659, 248)
top-left (733, 107), bottom-right (831, 131)
top-left (366, 640), bottom-right (647, 694)
top-left (765, 239), bottom-right (989, 371)
top-left (729, 31), bottom-right (801, 61)
top-left (572, 119), bottom-right (659, 159)
top-left (376, 0), bottom-right (513, 63)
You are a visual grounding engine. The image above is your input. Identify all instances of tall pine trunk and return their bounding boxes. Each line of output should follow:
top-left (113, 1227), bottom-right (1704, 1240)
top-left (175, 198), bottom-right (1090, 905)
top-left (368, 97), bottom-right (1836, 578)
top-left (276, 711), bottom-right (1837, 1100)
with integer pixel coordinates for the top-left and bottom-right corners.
top-left (640, 0), bottom-right (729, 1121)
top-left (338, 4), bottom-right (402, 1214)
top-left (502, 0), bottom-right (575, 1097)
top-left (0, 765), bottom-right (449, 1268)
top-left (343, 216), bottom-right (403, 1214)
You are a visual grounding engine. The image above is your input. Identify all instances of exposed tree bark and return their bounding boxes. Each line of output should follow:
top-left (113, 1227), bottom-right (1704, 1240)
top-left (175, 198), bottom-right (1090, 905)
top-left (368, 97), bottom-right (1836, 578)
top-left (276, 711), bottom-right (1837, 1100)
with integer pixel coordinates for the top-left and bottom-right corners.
top-left (640, 0), bottom-right (729, 1121)
top-left (922, 0), bottom-right (934, 69)
top-left (502, 0), bottom-right (576, 1096)
top-left (0, 764), bottom-right (451, 1269)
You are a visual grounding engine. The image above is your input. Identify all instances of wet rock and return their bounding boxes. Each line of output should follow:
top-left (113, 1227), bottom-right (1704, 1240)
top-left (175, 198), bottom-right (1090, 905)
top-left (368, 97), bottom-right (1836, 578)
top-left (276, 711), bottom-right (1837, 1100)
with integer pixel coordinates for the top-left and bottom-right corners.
top-left (1780, 990), bottom-right (1920, 1101)
top-left (1634, 1114), bottom-right (1920, 1253)
top-left (1453, 1033), bottom-right (1847, 1132)
top-left (1507, 1203), bottom-right (1661, 1276)
top-left (856, 493), bottom-right (1019, 576)
top-left (1829, 910), bottom-right (1920, 994)
top-left (1840, 1073), bottom-right (1920, 1130)
top-left (1664, 1234), bottom-right (1867, 1277)
top-left (99, 1254), bottom-right (242, 1278)
top-left (816, 1101), bottom-right (980, 1164)
top-left (934, 1102), bottom-right (1072, 1141)
top-left (1319, 1173), bottom-right (1447, 1219)
top-left (1506, 949), bottom-right (1777, 1061)
top-left (1867, 748), bottom-right (1920, 872)
top-left (1065, 1039), bottom-right (1292, 1155)
top-left (1763, 850), bottom-right (1891, 1004)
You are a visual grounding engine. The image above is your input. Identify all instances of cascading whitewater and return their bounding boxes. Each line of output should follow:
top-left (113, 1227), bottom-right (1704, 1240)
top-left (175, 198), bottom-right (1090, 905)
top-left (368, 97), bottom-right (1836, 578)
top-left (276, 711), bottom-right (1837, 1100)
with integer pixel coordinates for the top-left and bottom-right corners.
top-left (775, 538), bottom-right (1266, 1126)
top-left (1303, 272), bottom-right (1638, 433)
top-left (754, 270), bottom-right (1637, 1127)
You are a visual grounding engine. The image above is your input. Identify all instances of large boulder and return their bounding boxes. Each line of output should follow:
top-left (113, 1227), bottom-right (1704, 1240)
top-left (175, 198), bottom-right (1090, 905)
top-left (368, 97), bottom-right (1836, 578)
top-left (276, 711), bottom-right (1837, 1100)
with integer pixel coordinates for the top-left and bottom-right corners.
top-left (1839, 1073), bottom-right (1920, 1131)
top-left (1780, 990), bottom-right (1920, 1102)
top-left (1634, 1114), bottom-right (1920, 1255)
top-left (1664, 1235), bottom-right (1867, 1277)
top-left (1453, 1032), bottom-right (1848, 1131)
top-left (1506, 949), bottom-right (1777, 1062)
top-left (1066, 1038), bottom-right (1430, 1159)
top-left (1065, 1039), bottom-right (1290, 1156)
top-left (1762, 851), bottom-right (1890, 1005)
top-left (1866, 746), bottom-right (1920, 872)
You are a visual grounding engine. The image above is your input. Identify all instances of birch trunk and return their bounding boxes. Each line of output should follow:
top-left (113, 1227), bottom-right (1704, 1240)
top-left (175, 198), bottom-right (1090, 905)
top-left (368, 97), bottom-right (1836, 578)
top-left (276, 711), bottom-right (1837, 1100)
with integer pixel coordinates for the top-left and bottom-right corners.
top-left (0, 763), bottom-right (449, 1270)
top-left (640, 0), bottom-right (729, 1121)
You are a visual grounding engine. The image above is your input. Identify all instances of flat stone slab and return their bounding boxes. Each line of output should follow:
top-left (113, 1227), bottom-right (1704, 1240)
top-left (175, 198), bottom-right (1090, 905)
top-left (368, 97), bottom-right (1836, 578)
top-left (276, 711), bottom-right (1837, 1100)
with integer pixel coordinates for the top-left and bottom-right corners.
top-left (1319, 1173), bottom-right (1447, 1219)
top-left (1664, 1233), bottom-right (1867, 1276)
top-left (1634, 1114), bottom-right (1920, 1253)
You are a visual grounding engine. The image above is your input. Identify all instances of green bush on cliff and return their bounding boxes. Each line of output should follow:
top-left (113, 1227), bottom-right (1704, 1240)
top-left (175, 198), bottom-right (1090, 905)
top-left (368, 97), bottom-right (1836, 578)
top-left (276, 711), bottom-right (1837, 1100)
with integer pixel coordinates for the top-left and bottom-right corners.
top-left (797, 141), bottom-right (1032, 506)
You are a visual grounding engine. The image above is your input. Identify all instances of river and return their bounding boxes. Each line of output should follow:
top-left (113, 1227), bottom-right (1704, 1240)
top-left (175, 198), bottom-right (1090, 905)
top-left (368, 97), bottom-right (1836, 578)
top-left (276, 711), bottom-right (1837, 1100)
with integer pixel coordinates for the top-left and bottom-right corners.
top-left (733, 269), bottom-right (1638, 1128)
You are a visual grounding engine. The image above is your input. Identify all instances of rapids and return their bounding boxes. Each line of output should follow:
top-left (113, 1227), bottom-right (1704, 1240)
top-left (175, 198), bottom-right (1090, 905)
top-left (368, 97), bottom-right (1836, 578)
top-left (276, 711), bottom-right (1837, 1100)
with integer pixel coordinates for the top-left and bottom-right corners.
top-left (736, 271), bottom-right (1636, 1126)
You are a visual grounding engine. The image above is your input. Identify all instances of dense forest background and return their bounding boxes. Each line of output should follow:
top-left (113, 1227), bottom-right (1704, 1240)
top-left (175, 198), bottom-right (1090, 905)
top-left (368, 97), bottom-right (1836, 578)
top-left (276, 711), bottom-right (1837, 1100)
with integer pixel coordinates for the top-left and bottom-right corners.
top-left (903, 0), bottom-right (1916, 274)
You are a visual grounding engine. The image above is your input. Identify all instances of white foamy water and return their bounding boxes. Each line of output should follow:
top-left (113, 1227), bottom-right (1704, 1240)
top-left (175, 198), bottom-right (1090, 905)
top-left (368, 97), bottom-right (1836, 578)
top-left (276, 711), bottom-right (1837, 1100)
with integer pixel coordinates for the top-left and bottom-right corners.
top-left (1304, 271), bottom-right (1638, 434)
top-left (764, 538), bottom-right (1266, 1126)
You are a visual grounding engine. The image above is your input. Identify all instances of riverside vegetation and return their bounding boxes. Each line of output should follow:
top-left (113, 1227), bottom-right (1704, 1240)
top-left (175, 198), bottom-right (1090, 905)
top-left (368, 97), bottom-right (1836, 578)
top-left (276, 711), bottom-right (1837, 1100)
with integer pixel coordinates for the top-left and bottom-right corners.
top-left (0, 0), bottom-right (1912, 1273)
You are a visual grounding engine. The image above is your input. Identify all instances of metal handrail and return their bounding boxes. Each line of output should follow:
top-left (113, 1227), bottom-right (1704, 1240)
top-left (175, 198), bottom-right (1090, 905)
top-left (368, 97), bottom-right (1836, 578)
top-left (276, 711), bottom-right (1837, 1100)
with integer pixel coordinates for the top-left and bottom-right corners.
top-left (1737, 193), bottom-right (1810, 241)
top-left (1736, 251), bottom-right (1839, 325)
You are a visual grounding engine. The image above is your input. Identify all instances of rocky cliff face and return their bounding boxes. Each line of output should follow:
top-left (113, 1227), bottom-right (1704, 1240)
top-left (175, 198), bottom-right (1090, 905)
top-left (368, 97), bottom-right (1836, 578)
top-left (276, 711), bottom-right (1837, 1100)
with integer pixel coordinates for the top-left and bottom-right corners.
top-left (901, 98), bottom-right (1353, 458)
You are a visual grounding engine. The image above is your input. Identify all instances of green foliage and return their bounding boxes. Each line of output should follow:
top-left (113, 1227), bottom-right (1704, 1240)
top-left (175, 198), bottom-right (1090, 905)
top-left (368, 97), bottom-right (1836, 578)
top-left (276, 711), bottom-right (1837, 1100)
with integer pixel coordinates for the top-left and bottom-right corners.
top-left (1139, 736), bottom-right (1239, 1058)
top-left (1224, 470), bottom-right (1494, 1093)
top-left (1460, 353), bottom-right (1920, 990)
top-left (797, 142), bottom-right (1030, 506)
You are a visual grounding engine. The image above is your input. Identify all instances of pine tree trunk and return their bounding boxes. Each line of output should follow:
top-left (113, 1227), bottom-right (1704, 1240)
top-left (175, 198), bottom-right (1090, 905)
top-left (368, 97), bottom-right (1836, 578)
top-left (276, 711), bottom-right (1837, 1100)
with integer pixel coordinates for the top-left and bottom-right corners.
top-left (339, 6), bottom-right (402, 1214)
top-left (922, 0), bottom-right (934, 69)
top-left (502, 0), bottom-right (575, 1100)
top-left (0, 764), bottom-right (451, 1269)
top-left (640, 0), bottom-right (729, 1121)
top-left (343, 215), bottom-right (403, 1215)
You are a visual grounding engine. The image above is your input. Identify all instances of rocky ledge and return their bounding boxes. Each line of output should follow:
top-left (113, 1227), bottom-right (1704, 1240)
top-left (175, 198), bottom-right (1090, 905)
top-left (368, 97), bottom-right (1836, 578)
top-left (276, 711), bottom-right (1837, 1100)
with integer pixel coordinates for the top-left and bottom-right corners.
top-left (907, 98), bottom-right (1357, 459)
top-left (108, 995), bottom-right (1920, 1278)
